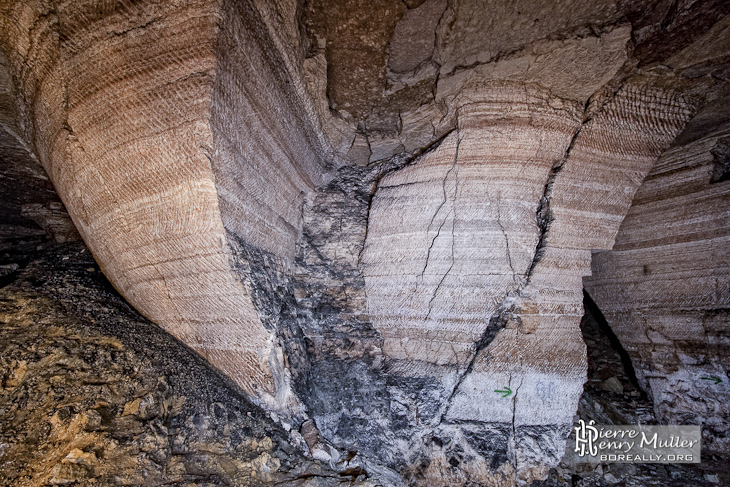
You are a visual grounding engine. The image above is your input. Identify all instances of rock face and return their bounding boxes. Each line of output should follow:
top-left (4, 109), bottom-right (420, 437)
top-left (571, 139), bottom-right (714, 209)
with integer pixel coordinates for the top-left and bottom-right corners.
top-left (0, 0), bottom-right (333, 409)
top-left (358, 81), bottom-right (695, 483)
top-left (0, 243), bottom-right (374, 487)
top-left (584, 110), bottom-right (730, 454)
top-left (1, 0), bottom-right (729, 485)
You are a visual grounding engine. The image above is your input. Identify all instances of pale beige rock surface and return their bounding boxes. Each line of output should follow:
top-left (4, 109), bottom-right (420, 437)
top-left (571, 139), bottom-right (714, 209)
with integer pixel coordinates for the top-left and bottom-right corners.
top-left (0, 0), bottom-right (330, 407)
top-left (0, 1), bottom-right (728, 485)
top-left (584, 115), bottom-right (730, 453)
top-left (361, 79), bottom-right (696, 482)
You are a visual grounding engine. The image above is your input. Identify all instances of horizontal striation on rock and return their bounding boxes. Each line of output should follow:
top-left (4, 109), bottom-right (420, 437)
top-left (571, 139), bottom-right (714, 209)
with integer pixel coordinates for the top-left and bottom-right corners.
top-left (360, 79), bottom-right (700, 483)
top-left (0, 0), bottom-right (331, 407)
top-left (211, 0), bottom-right (331, 260)
top-left (545, 83), bottom-right (700, 252)
top-left (584, 123), bottom-right (730, 451)
top-left (362, 84), bottom-right (582, 369)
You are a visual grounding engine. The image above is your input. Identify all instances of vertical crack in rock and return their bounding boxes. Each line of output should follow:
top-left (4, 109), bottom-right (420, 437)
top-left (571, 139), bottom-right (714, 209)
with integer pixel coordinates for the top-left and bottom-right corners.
top-left (424, 134), bottom-right (460, 319)
top-left (526, 125), bottom-right (582, 282)
top-left (508, 324), bottom-right (526, 470)
top-left (526, 77), bottom-right (630, 281)
top-left (421, 143), bottom-right (456, 278)
top-left (509, 374), bottom-right (524, 468)
top-left (495, 195), bottom-right (518, 286)
top-left (358, 129), bottom-right (455, 269)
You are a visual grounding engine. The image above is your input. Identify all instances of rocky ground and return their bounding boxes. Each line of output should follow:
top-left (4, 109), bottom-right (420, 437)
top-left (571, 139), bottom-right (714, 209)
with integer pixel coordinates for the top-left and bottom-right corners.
top-left (0, 240), bottom-right (728, 486)
top-left (0, 239), bottom-right (375, 487)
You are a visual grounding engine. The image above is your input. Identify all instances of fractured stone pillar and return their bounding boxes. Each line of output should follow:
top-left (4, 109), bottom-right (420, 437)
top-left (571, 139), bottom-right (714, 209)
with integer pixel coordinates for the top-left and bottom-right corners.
top-left (361, 80), bottom-right (696, 484)
top-left (362, 83), bottom-right (584, 483)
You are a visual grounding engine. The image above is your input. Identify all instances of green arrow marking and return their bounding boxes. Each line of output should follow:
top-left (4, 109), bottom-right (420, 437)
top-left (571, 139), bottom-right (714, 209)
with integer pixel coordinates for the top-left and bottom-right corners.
top-left (701, 376), bottom-right (722, 384)
top-left (494, 387), bottom-right (512, 397)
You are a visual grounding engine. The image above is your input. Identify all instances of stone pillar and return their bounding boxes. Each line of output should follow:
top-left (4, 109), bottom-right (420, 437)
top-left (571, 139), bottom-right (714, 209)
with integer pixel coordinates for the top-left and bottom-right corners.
top-left (0, 0), bottom-right (329, 411)
top-left (585, 118), bottom-right (730, 453)
top-left (362, 81), bottom-right (696, 484)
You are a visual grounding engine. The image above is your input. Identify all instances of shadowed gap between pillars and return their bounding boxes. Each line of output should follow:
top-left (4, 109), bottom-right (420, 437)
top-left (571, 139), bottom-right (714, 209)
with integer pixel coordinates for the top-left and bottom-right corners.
top-left (582, 288), bottom-right (646, 398)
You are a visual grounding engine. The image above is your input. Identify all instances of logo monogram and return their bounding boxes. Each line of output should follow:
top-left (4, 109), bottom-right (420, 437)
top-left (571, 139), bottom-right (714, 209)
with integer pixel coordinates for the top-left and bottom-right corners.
top-left (575, 419), bottom-right (598, 457)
